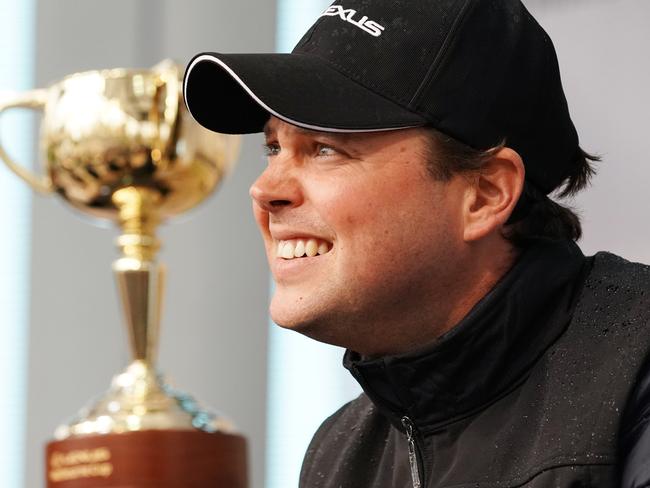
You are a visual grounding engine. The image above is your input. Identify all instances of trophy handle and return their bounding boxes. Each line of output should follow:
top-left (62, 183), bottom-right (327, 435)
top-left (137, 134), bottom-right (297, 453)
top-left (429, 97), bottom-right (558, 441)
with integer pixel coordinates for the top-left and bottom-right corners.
top-left (0, 89), bottom-right (53, 194)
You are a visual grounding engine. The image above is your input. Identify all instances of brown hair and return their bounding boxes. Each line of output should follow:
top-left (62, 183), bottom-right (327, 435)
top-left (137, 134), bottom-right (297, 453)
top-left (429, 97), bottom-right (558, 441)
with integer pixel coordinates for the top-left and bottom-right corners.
top-left (422, 128), bottom-right (599, 246)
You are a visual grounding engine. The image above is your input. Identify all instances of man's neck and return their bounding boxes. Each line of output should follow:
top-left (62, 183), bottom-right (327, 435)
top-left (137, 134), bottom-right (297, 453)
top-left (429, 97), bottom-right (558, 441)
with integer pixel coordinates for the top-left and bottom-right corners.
top-left (352, 237), bottom-right (520, 358)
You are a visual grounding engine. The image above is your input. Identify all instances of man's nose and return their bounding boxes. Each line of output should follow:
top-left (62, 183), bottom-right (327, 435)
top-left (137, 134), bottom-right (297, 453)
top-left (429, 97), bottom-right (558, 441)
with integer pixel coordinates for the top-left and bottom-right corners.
top-left (249, 161), bottom-right (302, 212)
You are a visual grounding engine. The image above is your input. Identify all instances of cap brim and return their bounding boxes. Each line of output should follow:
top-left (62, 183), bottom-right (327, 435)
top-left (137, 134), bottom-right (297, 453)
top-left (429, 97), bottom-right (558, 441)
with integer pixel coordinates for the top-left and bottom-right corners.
top-left (183, 52), bottom-right (426, 134)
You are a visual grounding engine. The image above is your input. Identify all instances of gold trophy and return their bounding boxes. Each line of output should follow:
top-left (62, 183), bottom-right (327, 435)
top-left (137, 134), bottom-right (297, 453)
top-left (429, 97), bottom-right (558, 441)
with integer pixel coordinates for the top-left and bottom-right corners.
top-left (0, 60), bottom-right (247, 487)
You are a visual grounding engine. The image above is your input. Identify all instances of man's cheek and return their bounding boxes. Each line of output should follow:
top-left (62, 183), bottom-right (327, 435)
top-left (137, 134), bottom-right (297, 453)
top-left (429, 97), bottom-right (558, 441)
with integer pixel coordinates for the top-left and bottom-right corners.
top-left (323, 196), bottom-right (376, 229)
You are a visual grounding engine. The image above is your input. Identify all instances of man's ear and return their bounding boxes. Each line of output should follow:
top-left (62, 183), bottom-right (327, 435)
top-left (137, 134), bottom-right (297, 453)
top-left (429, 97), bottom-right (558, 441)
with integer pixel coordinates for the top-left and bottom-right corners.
top-left (462, 147), bottom-right (525, 243)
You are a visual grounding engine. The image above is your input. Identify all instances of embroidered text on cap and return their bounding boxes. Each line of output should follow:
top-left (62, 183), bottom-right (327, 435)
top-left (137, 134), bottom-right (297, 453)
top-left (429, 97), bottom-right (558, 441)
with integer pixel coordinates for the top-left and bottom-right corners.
top-left (320, 5), bottom-right (385, 37)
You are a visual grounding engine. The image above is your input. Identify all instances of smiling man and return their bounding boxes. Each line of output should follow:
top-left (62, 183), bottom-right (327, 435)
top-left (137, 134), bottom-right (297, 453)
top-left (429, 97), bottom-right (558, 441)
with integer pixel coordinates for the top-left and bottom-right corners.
top-left (251, 119), bottom-right (519, 357)
top-left (183, 0), bottom-right (650, 487)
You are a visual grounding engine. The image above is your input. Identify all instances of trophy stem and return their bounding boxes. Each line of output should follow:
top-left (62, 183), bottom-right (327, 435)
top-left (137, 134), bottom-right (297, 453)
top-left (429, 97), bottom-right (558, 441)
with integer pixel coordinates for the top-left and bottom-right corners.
top-left (113, 260), bottom-right (165, 366)
top-left (112, 186), bottom-right (161, 262)
top-left (112, 186), bottom-right (164, 366)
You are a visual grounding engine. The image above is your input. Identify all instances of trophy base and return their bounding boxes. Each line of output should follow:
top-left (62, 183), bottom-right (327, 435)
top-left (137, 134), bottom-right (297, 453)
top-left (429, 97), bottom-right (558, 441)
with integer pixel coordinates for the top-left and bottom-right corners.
top-left (45, 430), bottom-right (248, 488)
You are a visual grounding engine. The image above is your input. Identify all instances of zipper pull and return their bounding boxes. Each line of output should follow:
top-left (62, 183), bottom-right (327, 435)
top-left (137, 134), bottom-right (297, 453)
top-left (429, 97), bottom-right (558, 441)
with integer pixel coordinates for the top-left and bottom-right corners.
top-left (401, 416), bottom-right (422, 488)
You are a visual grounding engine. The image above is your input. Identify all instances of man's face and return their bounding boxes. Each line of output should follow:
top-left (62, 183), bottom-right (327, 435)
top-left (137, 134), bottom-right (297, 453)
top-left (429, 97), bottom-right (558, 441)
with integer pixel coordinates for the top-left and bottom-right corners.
top-left (250, 117), bottom-right (470, 356)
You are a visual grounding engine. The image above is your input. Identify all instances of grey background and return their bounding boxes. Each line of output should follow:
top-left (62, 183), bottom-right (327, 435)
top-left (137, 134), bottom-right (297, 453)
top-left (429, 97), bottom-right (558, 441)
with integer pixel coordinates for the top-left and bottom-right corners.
top-left (13, 1), bottom-right (650, 487)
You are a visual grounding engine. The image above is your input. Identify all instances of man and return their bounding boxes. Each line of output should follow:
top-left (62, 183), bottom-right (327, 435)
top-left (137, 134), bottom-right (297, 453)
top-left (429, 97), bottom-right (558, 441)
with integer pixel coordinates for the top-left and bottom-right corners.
top-left (183, 0), bottom-right (650, 486)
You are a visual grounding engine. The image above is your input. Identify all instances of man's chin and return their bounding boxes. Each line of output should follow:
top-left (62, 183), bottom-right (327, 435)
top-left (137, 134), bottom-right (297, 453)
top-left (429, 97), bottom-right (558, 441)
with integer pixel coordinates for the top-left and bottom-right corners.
top-left (269, 302), bottom-right (341, 346)
top-left (268, 290), bottom-right (319, 330)
top-left (269, 307), bottom-right (314, 333)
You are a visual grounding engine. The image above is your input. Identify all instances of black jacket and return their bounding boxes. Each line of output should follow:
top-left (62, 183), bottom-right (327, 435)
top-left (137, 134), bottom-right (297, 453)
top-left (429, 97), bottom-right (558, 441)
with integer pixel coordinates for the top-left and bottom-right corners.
top-left (300, 241), bottom-right (650, 487)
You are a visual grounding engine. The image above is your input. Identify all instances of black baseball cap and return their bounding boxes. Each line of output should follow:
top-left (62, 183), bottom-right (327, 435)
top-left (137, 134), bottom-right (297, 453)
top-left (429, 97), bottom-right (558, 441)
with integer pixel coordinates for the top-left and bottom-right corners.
top-left (184, 0), bottom-right (580, 195)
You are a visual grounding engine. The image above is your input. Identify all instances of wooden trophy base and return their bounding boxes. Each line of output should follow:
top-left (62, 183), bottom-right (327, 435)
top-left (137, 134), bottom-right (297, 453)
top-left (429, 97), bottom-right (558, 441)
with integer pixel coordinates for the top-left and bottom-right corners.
top-left (46, 430), bottom-right (248, 488)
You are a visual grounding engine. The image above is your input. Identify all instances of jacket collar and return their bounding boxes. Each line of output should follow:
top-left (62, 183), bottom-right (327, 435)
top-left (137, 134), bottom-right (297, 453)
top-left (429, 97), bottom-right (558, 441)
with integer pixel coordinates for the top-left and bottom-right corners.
top-left (344, 239), bottom-right (590, 432)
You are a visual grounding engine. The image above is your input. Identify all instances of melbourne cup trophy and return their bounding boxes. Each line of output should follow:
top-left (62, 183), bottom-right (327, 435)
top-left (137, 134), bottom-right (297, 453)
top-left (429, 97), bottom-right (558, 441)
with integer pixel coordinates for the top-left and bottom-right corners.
top-left (0, 60), bottom-right (247, 487)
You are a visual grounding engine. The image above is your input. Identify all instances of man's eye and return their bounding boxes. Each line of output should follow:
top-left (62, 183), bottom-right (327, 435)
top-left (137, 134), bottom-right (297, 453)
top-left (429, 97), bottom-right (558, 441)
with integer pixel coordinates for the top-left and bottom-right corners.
top-left (316, 145), bottom-right (337, 157)
top-left (263, 143), bottom-right (280, 157)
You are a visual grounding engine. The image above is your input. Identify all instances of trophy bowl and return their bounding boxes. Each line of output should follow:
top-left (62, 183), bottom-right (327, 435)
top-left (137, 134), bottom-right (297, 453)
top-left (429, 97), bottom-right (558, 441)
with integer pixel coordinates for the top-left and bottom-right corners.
top-left (0, 60), bottom-right (247, 487)
top-left (1, 59), bottom-right (238, 222)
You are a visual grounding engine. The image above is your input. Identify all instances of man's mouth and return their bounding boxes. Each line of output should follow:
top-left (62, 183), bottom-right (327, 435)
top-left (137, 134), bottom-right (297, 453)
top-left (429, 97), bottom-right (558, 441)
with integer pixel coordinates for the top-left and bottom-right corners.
top-left (275, 238), bottom-right (332, 260)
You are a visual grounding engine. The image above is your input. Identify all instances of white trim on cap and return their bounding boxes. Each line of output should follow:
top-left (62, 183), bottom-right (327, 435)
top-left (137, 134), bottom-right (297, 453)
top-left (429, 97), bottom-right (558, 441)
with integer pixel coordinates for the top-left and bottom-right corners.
top-left (184, 53), bottom-right (419, 133)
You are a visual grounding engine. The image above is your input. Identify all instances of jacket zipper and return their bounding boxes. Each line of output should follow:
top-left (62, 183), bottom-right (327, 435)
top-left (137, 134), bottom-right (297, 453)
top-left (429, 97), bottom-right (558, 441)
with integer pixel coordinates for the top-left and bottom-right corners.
top-left (401, 416), bottom-right (423, 488)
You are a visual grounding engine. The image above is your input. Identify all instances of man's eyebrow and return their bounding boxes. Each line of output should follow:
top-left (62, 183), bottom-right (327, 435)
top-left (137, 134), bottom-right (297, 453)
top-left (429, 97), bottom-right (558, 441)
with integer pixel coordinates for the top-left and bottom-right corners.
top-left (263, 123), bottom-right (275, 139)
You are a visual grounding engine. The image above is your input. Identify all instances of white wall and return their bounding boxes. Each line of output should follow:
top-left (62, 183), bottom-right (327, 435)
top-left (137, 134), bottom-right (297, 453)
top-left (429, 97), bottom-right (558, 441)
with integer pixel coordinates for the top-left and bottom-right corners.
top-left (0, 1), bottom-right (35, 487)
top-left (24, 2), bottom-right (275, 488)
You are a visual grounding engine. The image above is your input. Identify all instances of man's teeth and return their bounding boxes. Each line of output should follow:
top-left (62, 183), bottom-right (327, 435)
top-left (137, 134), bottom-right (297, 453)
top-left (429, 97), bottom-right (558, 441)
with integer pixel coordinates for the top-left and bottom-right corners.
top-left (318, 242), bottom-right (328, 255)
top-left (305, 239), bottom-right (318, 257)
top-left (276, 238), bottom-right (331, 259)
